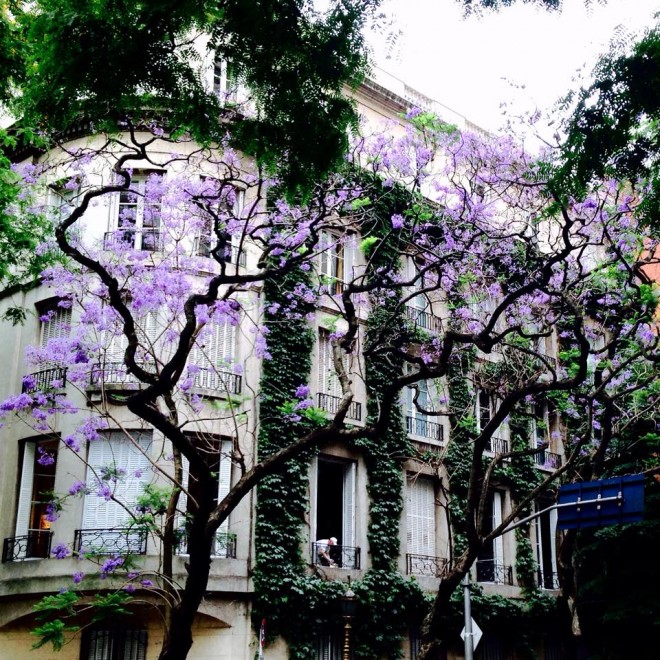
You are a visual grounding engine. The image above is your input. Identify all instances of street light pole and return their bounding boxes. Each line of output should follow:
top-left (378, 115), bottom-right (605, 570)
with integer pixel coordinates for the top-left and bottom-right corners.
top-left (340, 587), bottom-right (357, 660)
top-left (463, 573), bottom-right (474, 660)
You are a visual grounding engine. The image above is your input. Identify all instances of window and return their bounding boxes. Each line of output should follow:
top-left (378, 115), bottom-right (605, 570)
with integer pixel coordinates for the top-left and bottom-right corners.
top-left (405, 380), bottom-right (443, 443)
top-left (406, 476), bottom-right (437, 574)
top-left (79, 432), bottom-right (152, 555)
top-left (80, 622), bottom-right (147, 660)
top-left (317, 329), bottom-right (360, 420)
top-left (477, 389), bottom-right (494, 434)
top-left (22, 300), bottom-right (71, 392)
top-left (404, 256), bottom-right (438, 333)
top-left (188, 321), bottom-right (239, 394)
top-left (476, 491), bottom-right (507, 584)
top-left (313, 457), bottom-right (358, 569)
top-left (110, 174), bottom-right (164, 251)
top-left (315, 625), bottom-right (343, 660)
top-left (535, 499), bottom-right (559, 589)
top-left (532, 403), bottom-right (549, 449)
top-left (10, 438), bottom-right (58, 560)
top-left (319, 231), bottom-right (354, 296)
top-left (95, 312), bottom-right (158, 386)
top-left (193, 183), bottom-right (245, 266)
top-left (178, 438), bottom-right (235, 558)
top-left (318, 329), bottom-right (342, 399)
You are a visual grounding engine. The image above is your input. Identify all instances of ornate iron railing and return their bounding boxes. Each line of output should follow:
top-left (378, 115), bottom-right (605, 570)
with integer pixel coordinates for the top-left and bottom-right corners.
top-left (90, 362), bottom-right (153, 386)
top-left (22, 367), bottom-right (67, 393)
top-left (2, 531), bottom-right (53, 562)
top-left (312, 542), bottom-right (360, 570)
top-left (175, 530), bottom-right (237, 558)
top-left (534, 449), bottom-right (562, 470)
top-left (192, 369), bottom-right (242, 394)
top-left (317, 393), bottom-right (362, 421)
top-left (405, 306), bottom-right (440, 334)
top-left (406, 553), bottom-right (449, 578)
top-left (406, 416), bottom-right (443, 442)
top-left (476, 559), bottom-right (514, 585)
top-left (486, 436), bottom-right (509, 454)
top-left (103, 228), bottom-right (162, 252)
top-left (537, 568), bottom-right (560, 589)
top-left (74, 528), bottom-right (148, 556)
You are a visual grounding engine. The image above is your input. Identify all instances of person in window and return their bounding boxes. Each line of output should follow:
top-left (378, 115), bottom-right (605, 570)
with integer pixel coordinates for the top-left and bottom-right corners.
top-left (316, 536), bottom-right (338, 566)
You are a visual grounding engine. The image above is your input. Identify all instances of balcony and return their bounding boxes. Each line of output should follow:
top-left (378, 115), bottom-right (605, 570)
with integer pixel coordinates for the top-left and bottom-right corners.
top-left (486, 436), bottom-right (509, 454)
top-left (2, 531), bottom-right (53, 562)
top-left (311, 542), bottom-right (360, 570)
top-left (476, 559), bottom-right (514, 585)
top-left (406, 553), bottom-right (449, 578)
top-left (405, 306), bottom-right (440, 334)
top-left (537, 568), bottom-right (560, 589)
top-left (90, 362), bottom-right (152, 387)
top-left (74, 528), bottom-right (148, 556)
top-left (192, 369), bottom-right (242, 394)
top-left (406, 416), bottom-right (443, 442)
top-left (533, 449), bottom-right (562, 470)
top-left (175, 531), bottom-right (237, 558)
top-left (22, 367), bottom-right (67, 393)
top-left (103, 228), bottom-right (162, 252)
top-left (317, 392), bottom-right (362, 422)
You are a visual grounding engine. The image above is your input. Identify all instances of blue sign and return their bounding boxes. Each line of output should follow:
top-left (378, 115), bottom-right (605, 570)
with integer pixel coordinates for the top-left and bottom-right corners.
top-left (557, 474), bottom-right (645, 530)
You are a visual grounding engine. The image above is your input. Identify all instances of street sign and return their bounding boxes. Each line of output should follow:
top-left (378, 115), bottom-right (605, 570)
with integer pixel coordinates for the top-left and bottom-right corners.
top-left (460, 617), bottom-right (483, 651)
top-left (557, 474), bottom-right (644, 530)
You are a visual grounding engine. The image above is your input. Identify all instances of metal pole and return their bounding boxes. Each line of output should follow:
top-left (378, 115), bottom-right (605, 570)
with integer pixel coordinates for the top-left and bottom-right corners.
top-left (463, 573), bottom-right (473, 660)
top-left (342, 617), bottom-right (352, 660)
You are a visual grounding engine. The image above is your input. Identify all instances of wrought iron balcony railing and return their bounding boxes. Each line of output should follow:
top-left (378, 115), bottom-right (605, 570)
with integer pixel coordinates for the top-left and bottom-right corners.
top-left (405, 306), bottom-right (440, 334)
top-left (175, 530), bottom-right (237, 558)
top-left (103, 228), bottom-right (162, 252)
top-left (537, 568), bottom-right (560, 589)
top-left (312, 542), bottom-right (360, 570)
top-left (192, 369), bottom-right (242, 394)
top-left (317, 392), bottom-right (362, 421)
top-left (533, 449), bottom-right (562, 470)
top-left (486, 436), bottom-right (509, 454)
top-left (476, 559), bottom-right (514, 585)
top-left (22, 367), bottom-right (67, 393)
top-left (90, 362), bottom-right (153, 387)
top-left (406, 416), bottom-right (444, 442)
top-left (74, 528), bottom-right (148, 556)
top-left (406, 553), bottom-right (449, 578)
top-left (2, 531), bottom-right (53, 562)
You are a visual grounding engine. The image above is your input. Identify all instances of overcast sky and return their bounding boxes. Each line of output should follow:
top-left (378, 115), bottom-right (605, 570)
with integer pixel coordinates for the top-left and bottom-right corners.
top-left (367, 0), bottom-right (660, 133)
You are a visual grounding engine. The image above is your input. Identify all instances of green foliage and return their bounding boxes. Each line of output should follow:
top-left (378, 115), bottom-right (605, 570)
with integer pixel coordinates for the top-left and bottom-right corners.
top-left (16, 0), bottom-right (376, 196)
top-left (32, 590), bottom-right (80, 650)
top-left (31, 619), bottom-right (79, 651)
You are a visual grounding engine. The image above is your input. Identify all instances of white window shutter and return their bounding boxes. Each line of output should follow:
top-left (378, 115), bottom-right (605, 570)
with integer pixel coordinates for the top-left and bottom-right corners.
top-left (15, 442), bottom-right (36, 536)
top-left (492, 491), bottom-right (504, 567)
top-left (82, 433), bottom-right (151, 529)
top-left (407, 477), bottom-right (435, 556)
top-left (318, 330), bottom-right (341, 398)
top-left (342, 462), bottom-right (355, 546)
top-left (217, 440), bottom-right (232, 534)
top-left (41, 307), bottom-right (71, 347)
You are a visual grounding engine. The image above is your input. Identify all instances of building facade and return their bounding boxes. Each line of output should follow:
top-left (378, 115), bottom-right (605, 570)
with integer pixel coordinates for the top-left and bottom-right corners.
top-left (0, 69), bottom-right (565, 660)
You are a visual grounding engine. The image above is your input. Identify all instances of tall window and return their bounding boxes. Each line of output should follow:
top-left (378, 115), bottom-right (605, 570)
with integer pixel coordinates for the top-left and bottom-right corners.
top-left (405, 380), bottom-right (442, 442)
top-left (535, 499), bottom-right (559, 589)
top-left (189, 321), bottom-right (238, 393)
top-left (80, 623), bottom-right (147, 660)
top-left (318, 329), bottom-right (342, 399)
top-left (314, 457), bottom-right (357, 568)
top-left (12, 438), bottom-right (58, 560)
top-left (477, 389), bottom-right (494, 434)
top-left (406, 476), bottom-right (436, 563)
top-left (113, 174), bottom-right (164, 251)
top-left (80, 432), bottom-right (152, 554)
top-left (476, 491), bottom-right (506, 584)
top-left (178, 437), bottom-right (235, 558)
top-left (319, 231), bottom-right (353, 295)
top-left (194, 183), bottom-right (245, 265)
